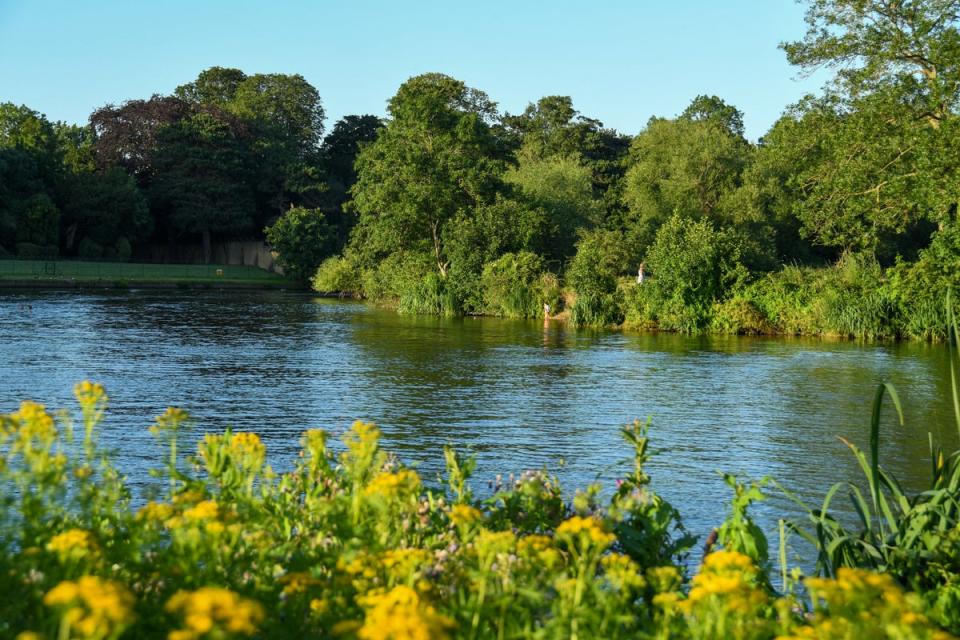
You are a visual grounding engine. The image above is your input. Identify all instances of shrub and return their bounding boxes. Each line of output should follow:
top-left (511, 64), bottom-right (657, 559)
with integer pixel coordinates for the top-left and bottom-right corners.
top-left (77, 237), bottom-right (103, 260)
top-left (15, 242), bottom-right (58, 259)
top-left (114, 237), bottom-right (132, 263)
top-left (479, 251), bottom-right (547, 318)
top-left (313, 253), bottom-right (363, 295)
top-left (265, 207), bottom-right (336, 282)
top-left (567, 229), bottom-right (628, 327)
top-left (635, 215), bottom-right (749, 333)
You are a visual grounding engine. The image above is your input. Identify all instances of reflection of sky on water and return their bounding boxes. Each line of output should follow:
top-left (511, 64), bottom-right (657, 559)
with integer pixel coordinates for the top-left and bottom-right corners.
top-left (0, 290), bottom-right (954, 565)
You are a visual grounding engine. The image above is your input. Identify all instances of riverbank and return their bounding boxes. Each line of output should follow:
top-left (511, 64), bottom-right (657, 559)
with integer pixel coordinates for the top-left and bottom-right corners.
top-left (0, 259), bottom-right (300, 290)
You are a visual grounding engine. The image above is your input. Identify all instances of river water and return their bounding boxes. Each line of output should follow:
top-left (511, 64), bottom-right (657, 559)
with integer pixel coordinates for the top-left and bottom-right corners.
top-left (1, 289), bottom-right (956, 562)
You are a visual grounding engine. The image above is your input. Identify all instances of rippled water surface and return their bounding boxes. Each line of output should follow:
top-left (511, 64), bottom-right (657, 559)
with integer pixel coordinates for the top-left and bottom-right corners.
top-left (1, 289), bottom-right (956, 557)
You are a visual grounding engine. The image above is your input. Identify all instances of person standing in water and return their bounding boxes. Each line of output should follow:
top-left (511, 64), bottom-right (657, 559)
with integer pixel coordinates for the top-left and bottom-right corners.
top-left (636, 262), bottom-right (646, 284)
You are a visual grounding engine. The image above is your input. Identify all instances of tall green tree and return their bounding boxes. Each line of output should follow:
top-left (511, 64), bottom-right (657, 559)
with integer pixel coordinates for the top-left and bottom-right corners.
top-left (60, 168), bottom-right (150, 258)
top-left (350, 73), bottom-right (504, 277)
top-left (0, 104), bottom-right (62, 255)
top-left (505, 150), bottom-right (602, 262)
top-left (150, 112), bottom-right (254, 262)
top-left (621, 107), bottom-right (752, 259)
top-left (264, 206), bottom-right (335, 281)
top-left (319, 115), bottom-right (383, 246)
top-left (777, 0), bottom-right (960, 255)
top-left (502, 96), bottom-right (630, 216)
top-left (229, 73), bottom-right (326, 221)
top-left (174, 67), bottom-right (248, 108)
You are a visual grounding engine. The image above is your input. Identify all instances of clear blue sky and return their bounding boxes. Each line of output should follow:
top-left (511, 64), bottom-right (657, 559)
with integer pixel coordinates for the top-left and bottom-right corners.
top-left (0, 1), bottom-right (826, 141)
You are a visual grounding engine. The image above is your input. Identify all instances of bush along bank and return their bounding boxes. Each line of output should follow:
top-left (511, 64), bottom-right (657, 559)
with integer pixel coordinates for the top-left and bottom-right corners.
top-left (4, 370), bottom-right (960, 638)
top-left (314, 216), bottom-right (960, 341)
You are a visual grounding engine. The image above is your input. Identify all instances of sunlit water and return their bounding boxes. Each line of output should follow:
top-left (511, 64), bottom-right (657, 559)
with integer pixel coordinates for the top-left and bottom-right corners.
top-left (1, 289), bottom-right (956, 565)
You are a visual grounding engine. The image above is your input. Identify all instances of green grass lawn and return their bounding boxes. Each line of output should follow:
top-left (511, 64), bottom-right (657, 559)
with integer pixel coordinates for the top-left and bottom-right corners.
top-left (0, 259), bottom-right (297, 287)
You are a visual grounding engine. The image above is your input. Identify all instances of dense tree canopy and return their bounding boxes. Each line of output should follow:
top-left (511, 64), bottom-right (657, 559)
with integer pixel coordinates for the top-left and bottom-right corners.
top-left (350, 73), bottom-right (505, 277)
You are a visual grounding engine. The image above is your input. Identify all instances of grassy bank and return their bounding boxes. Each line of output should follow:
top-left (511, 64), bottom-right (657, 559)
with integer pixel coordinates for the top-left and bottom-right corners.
top-left (0, 260), bottom-right (297, 289)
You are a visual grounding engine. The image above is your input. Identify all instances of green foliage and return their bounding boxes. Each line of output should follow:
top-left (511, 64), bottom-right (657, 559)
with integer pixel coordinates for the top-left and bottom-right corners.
top-left (717, 475), bottom-right (770, 570)
top-left (61, 168), bottom-right (151, 254)
top-left (479, 251), bottom-right (547, 318)
top-left (150, 112), bottom-right (255, 258)
top-left (621, 107), bottom-right (751, 257)
top-left (778, 330), bottom-right (960, 634)
top-left (350, 73), bottom-right (504, 278)
top-left (738, 253), bottom-right (899, 338)
top-left (1, 382), bottom-right (957, 638)
top-left (611, 420), bottom-right (696, 571)
top-left (16, 193), bottom-right (60, 253)
top-left (265, 206), bottom-right (335, 282)
top-left (631, 215), bottom-right (748, 333)
top-left (567, 229), bottom-right (628, 327)
top-left (505, 151), bottom-right (602, 261)
top-left (312, 253), bottom-right (364, 294)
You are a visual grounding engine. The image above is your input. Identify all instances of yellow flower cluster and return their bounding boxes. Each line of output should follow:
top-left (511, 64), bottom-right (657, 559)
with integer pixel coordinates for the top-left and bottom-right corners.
top-left (230, 433), bottom-right (265, 475)
top-left (364, 469), bottom-right (421, 499)
top-left (682, 550), bottom-right (767, 615)
top-left (517, 534), bottom-right (562, 569)
top-left (165, 587), bottom-right (265, 639)
top-left (73, 381), bottom-right (106, 411)
top-left (555, 515), bottom-right (616, 548)
top-left (136, 501), bottom-right (175, 522)
top-left (279, 571), bottom-right (322, 596)
top-left (777, 568), bottom-right (954, 639)
top-left (9, 401), bottom-right (56, 444)
top-left (344, 421), bottom-right (380, 459)
top-left (601, 553), bottom-right (646, 593)
top-left (357, 585), bottom-right (454, 640)
top-left (381, 548), bottom-right (432, 581)
top-left (43, 576), bottom-right (134, 638)
top-left (183, 500), bottom-right (219, 521)
top-left (151, 407), bottom-right (190, 436)
top-left (448, 504), bottom-right (483, 526)
top-left (474, 529), bottom-right (517, 560)
top-left (47, 529), bottom-right (98, 555)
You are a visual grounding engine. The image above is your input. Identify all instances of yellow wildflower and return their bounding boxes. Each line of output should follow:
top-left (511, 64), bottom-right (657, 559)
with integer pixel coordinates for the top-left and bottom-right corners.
top-left (15, 633), bottom-right (44, 640)
top-left (137, 501), bottom-right (175, 522)
top-left (364, 469), bottom-right (421, 499)
top-left (74, 381), bottom-right (107, 424)
top-left (517, 534), bottom-right (562, 569)
top-left (357, 585), bottom-right (454, 640)
top-left (448, 504), bottom-right (482, 527)
top-left (43, 576), bottom-right (135, 638)
top-left (47, 529), bottom-right (98, 556)
top-left (205, 521), bottom-right (225, 535)
top-left (602, 553), bottom-right (646, 592)
top-left (279, 571), bottom-right (321, 596)
top-left (555, 515), bottom-right (616, 548)
top-left (381, 548), bottom-right (432, 581)
top-left (10, 401), bottom-right (56, 448)
top-left (151, 407), bottom-right (190, 436)
top-left (791, 567), bottom-right (947, 638)
top-left (74, 380), bottom-right (106, 406)
top-left (183, 500), bottom-right (219, 521)
top-left (165, 587), bottom-right (264, 637)
top-left (474, 529), bottom-right (517, 561)
top-left (646, 565), bottom-right (682, 592)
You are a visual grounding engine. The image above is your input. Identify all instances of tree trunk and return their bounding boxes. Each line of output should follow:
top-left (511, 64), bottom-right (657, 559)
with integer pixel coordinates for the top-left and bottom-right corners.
top-left (431, 221), bottom-right (447, 278)
top-left (202, 230), bottom-right (212, 265)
